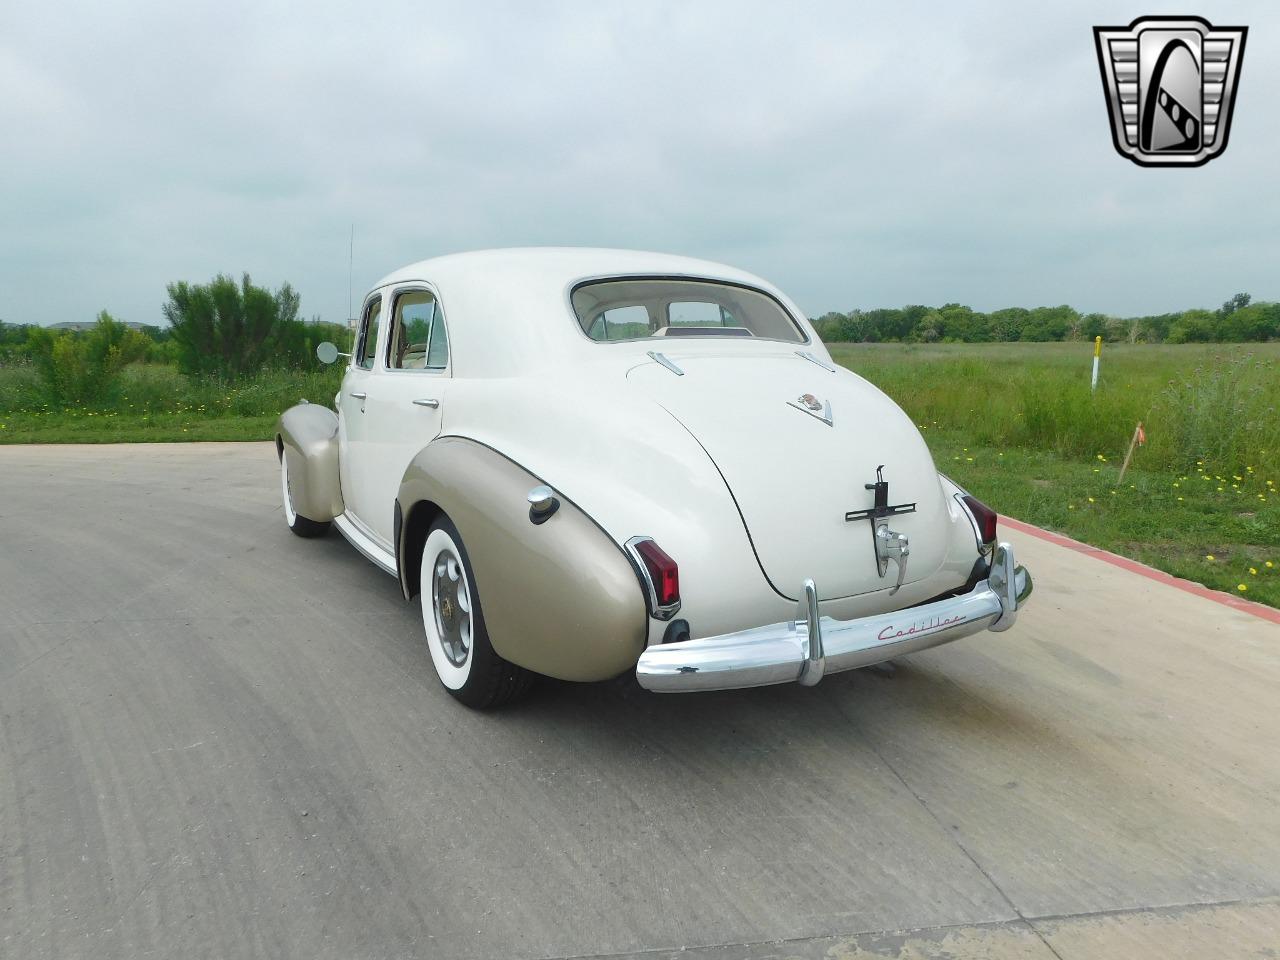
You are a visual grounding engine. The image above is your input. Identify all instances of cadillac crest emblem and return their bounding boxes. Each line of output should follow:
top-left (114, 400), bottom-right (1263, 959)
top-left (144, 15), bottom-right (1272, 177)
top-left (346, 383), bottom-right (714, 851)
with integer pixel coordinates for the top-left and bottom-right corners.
top-left (787, 392), bottom-right (833, 426)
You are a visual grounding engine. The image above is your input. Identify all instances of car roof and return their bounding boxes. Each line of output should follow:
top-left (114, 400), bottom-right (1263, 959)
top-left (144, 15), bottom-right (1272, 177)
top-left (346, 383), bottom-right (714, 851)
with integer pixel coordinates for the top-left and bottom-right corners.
top-left (368, 247), bottom-right (807, 377)
top-left (372, 247), bottom-right (775, 293)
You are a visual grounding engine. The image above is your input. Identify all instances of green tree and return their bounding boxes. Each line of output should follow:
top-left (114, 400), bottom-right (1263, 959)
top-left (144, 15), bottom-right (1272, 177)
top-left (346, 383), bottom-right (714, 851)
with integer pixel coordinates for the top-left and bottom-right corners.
top-left (26, 311), bottom-right (150, 403)
top-left (1166, 309), bottom-right (1216, 343)
top-left (163, 273), bottom-right (301, 378)
top-left (938, 303), bottom-right (988, 342)
top-left (1080, 313), bottom-right (1109, 341)
top-left (1133, 312), bottom-right (1177, 342)
top-left (1219, 292), bottom-right (1251, 316)
top-left (988, 308), bottom-right (1029, 342)
top-left (1217, 302), bottom-right (1278, 341)
top-left (1021, 306), bottom-right (1077, 341)
top-left (914, 310), bottom-right (944, 342)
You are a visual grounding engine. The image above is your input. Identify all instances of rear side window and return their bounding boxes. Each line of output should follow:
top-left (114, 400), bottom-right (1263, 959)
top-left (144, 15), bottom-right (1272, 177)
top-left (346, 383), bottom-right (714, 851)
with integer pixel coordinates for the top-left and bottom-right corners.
top-left (572, 278), bottom-right (805, 343)
top-left (387, 289), bottom-right (449, 370)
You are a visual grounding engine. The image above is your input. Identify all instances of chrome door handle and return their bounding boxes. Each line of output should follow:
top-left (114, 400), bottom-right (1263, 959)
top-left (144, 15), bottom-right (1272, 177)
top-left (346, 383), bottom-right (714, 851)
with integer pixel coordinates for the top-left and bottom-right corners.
top-left (412, 398), bottom-right (440, 408)
top-left (349, 391), bottom-right (367, 400)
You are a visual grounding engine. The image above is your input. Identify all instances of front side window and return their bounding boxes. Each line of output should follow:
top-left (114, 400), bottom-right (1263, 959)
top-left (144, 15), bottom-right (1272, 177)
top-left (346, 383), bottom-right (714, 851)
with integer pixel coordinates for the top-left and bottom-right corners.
top-left (387, 289), bottom-right (449, 370)
top-left (356, 296), bottom-right (383, 370)
top-left (572, 278), bottom-right (805, 344)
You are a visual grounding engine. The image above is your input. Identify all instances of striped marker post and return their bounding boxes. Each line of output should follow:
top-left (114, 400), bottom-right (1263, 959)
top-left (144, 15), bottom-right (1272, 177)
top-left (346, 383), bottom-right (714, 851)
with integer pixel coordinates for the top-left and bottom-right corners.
top-left (1091, 336), bottom-right (1102, 391)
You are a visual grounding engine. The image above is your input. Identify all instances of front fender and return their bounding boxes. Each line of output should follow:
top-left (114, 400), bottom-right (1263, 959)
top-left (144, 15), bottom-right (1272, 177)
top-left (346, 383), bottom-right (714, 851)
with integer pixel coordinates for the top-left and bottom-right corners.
top-left (276, 403), bottom-right (344, 522)
top-left (397, 437), bottom-right (648, 682)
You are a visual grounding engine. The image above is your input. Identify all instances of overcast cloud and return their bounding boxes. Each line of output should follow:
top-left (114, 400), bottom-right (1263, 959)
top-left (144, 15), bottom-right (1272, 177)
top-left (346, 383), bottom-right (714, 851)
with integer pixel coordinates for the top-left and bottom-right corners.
top-left (1, 0), bottom-right (1276, 325)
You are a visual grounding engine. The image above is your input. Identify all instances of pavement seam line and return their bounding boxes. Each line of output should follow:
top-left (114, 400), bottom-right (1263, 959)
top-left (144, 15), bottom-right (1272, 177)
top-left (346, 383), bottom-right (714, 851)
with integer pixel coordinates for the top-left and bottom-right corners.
top-left (851, 736), bottom-right (1069, 960)
top-left (535, 919), bottom-right (1046, 960)
top-left (1022, 891), bottom-right (1280, 926)
top-left (539, 894), bottom-right (1280, 960)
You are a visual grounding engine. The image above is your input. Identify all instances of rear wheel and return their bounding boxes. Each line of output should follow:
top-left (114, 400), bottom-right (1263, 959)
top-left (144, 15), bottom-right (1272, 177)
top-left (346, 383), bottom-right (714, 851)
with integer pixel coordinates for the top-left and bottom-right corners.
top-left (280, 452), bottom-right (331, 538)
top-left (420, 517), bottom-right (534, 708)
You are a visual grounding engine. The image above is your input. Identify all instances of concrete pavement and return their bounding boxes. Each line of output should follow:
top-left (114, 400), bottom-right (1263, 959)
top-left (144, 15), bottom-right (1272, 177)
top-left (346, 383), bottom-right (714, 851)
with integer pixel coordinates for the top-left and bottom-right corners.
top-left (1, 442), bottom-right (1277, 959)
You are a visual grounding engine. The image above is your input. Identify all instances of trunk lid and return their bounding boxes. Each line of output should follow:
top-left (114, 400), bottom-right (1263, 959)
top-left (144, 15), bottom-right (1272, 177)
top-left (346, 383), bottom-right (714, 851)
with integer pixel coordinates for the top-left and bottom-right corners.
top-left (628, 352), bottom-right (949, 601)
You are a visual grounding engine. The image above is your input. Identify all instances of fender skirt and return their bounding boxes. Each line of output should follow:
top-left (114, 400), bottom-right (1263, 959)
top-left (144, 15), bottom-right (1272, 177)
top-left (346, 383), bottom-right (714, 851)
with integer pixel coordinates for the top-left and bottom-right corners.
top-left (398, 437), bottom-right (648, 682)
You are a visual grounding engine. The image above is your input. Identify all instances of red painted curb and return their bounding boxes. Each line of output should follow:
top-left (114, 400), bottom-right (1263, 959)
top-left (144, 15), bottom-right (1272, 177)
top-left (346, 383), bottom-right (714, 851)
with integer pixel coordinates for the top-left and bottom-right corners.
top-left (1000, 515), bottom-right (1280, 627)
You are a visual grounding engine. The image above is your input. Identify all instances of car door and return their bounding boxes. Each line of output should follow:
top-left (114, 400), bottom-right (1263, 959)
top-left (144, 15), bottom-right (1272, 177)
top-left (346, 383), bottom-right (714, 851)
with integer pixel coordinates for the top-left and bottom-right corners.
top-left (358, 283), bottom-right (450, 545)
top-left (338, 293), bottom-right (383, 537)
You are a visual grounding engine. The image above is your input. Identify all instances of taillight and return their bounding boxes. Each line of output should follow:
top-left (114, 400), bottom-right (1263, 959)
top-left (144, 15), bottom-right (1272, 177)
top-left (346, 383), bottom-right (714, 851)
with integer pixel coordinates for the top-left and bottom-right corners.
top-left (961, 495), bottom-right (998, 545)
top-left (627, 537), bottom-right (681, 618)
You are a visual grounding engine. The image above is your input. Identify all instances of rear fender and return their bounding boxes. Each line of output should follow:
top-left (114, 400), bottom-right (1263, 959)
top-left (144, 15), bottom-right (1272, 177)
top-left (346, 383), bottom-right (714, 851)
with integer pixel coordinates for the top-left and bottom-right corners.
top-left (397, 436), bottom-right (648, 682)
top-left (276, 403), bottom-right (344, 522)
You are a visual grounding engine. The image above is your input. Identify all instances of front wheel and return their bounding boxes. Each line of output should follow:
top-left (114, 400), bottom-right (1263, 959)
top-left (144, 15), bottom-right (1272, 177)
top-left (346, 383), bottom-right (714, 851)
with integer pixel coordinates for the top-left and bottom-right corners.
top-left (280, 452), bottom-right (331, 538)
top-left (420, 518), bottom-right (534, 708)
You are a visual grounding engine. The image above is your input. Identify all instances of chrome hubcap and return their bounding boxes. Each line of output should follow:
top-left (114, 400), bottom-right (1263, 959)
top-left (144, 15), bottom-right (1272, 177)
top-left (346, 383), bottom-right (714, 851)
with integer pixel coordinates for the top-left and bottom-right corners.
top-left (431, 550), bottom-right (472, 667)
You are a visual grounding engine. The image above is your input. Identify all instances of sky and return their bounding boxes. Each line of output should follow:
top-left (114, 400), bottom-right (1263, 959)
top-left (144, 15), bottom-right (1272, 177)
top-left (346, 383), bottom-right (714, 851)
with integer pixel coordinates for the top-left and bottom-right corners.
top-left (1, 1), bottom-right (1276, 326)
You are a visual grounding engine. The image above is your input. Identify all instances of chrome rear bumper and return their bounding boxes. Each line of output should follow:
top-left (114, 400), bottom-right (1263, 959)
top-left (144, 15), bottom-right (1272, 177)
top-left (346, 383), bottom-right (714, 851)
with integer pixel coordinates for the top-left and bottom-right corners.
top-left (635, 542), bottom-right (1032, 693)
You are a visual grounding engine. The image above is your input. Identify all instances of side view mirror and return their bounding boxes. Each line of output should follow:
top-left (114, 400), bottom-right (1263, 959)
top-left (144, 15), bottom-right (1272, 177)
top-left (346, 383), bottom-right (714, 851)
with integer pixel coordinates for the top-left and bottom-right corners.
top-left (317, 341), bottom-right (349, 364)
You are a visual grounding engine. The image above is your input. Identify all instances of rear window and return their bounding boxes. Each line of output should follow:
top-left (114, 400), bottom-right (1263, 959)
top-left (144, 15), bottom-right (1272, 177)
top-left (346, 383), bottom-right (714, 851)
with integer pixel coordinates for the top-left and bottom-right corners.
top-left (571, 278), bottom-right (806, 344)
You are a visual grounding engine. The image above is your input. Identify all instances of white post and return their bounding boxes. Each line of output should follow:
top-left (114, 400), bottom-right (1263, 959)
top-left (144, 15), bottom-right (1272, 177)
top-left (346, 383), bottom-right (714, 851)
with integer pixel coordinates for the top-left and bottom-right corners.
top-left (1091, 336), bottom-right (1102, 391)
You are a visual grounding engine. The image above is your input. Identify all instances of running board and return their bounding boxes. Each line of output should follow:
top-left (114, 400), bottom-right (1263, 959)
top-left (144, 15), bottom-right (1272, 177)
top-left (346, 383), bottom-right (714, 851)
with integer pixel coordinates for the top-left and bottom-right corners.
top-left (333, 513), bottom-right (397, 576)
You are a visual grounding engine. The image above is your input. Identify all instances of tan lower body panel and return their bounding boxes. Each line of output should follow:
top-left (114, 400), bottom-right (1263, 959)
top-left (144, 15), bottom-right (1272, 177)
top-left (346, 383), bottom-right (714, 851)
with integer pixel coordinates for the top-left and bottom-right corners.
top-left (398, 436), bottom-right (648, 682)
top-left (276, 403), bottom-right (343, 522)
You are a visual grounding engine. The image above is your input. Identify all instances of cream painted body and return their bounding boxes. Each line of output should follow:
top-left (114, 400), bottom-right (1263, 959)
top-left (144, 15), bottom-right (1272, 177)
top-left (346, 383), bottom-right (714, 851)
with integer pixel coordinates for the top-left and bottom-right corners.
top-left (437, 356), bottom-right (981, 646)
top-left (358, 372), bottom-right (447, 544)
top-left (278, 248), bottom-right (991, 673)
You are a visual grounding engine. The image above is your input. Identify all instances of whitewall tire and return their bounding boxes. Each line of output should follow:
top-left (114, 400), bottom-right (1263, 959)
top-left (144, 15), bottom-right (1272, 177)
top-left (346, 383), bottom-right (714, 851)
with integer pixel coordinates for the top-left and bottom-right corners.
top-left (419, 517), bottom-right (534, 708)
top-left (280, 452), bottom-right (331, 538)
top-left (421, 526), bottom-right (475, 690)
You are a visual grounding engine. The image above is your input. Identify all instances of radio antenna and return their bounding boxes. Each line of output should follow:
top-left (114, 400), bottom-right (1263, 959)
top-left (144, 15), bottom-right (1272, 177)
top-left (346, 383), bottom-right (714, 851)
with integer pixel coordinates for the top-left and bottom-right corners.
top-left (347, 223), bottom-right (355, 324)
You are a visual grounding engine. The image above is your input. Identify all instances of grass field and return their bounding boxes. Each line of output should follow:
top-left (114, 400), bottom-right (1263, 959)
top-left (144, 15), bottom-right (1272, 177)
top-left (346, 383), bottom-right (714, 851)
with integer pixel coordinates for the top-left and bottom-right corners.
top-left (0, 364), bottom-right (343, 443)
top-left (830, 342), bottom-right (1280, 608)
top-left (2, 342), bottom-right (1277, 607)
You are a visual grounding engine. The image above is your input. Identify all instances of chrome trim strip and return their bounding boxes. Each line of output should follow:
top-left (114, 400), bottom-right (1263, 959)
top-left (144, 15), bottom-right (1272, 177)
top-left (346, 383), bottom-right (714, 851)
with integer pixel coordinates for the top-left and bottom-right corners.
top-left (636, 542), bottom-right (1031, 693)
top-left (333, 513), bottom-right (398, 576)
top-left (625, 535), bottom-right (682, 621)
top-left (382, 281), bottom-right (452, 375)
top-left (953, 491), bottom-right (984, 548)
top-left (646, 351), bottom-right (685, 376)
top-left (795, 350), bottom-right (836, 372)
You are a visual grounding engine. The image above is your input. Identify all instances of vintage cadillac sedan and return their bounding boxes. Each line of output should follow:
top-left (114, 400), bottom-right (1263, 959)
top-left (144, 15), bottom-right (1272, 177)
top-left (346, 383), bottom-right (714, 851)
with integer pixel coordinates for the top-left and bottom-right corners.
top-left (277, 249), bottom-right (1032, 707)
